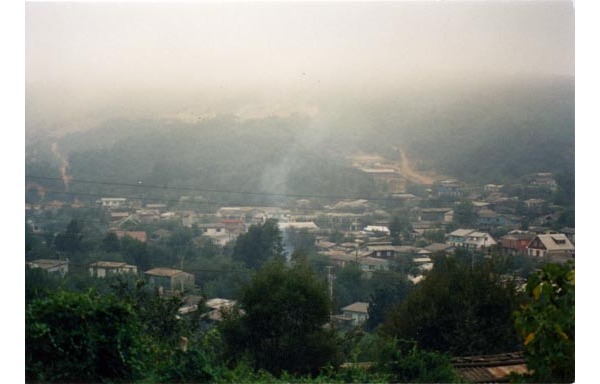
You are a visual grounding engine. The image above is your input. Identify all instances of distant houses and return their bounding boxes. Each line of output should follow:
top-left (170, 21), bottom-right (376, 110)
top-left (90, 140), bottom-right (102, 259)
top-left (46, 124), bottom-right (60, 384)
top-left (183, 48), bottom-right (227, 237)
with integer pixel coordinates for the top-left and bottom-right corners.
top-left (446, 229), bottom-right (497, 251)
top-left (26, 259), bottom-right (69, 276)
top-left (113, 230), bottom-right (148, 243)
top-left (144, 267), bottom-right (195, 293)
top-left (526, 233), bottom-right (574, 262)
top-left (499, 231), bottom-right (536, 256)
top-left (331, 302), bottom-right (370, 329)
top-left (99, 197), bottom-right (127, 209)
top-left (89, 261), bottom-right (137, 278)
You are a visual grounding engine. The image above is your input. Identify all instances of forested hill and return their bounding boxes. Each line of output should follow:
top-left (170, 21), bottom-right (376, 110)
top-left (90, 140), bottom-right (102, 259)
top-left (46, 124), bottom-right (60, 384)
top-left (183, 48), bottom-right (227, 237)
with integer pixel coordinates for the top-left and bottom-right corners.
top-left (26, 75), bottom-right (575, 200)
top-left (354, 75), bottom-right (575, 183)
top-left (49, 115), bottom-right (378, 205)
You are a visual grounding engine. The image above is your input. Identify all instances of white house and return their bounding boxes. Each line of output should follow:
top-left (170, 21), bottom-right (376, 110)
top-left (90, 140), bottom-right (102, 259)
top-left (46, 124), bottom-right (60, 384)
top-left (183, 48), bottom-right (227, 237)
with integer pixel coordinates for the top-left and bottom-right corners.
top-left (526, 234), bottom-right (575, 261)
top-left (145, 268), bottom-right (195, 293)
top-left (363, 225), bottom-right (390, 235)
top-left (447, 229), bottom-right (496, 250)
top-left (463, 231), bottom-right (497, 250)
top-left (340, 302), bottom-right (370, 326)
top-left (89, 261), bottom-right (137, 278)
top-left (99, 197), bottom-right (127, 208)
top-left (26, 259), bottom-right (69, 276)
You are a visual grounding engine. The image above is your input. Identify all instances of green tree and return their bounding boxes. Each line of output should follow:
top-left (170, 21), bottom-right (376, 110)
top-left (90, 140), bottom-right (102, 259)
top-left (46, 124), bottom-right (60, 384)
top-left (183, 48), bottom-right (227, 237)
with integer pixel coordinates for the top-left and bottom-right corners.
top-left (285, 227), bottom-right (317, 254)
top-left (366, 270), bottom-right (413, 331)
top-left (389, 216), bottom-right (403, 245)
top-left (54, 219), bottom-right (84, 253)
top-left (513, 261), bottom-right (575, 383)
top-left (233, 219), bottom-right (284, 269)
top-left (121, 236), bottom-right (150, 271)
top-left (220, 259), bottom-right (339, 376)
top-left (334, 262), bottom-right (367, 310)
top-left (25, 266), bottom-right (61, 305)
top-left (101, 231), bottom-right (121, 253)
top-left (382, 255), bottom-right (523, 356)
top-left (453, 200), bottom-right (477, 228)
top-left (422, 229), bottom-right (446, 244)
top-left (26, 290), bottom-right (147, 382)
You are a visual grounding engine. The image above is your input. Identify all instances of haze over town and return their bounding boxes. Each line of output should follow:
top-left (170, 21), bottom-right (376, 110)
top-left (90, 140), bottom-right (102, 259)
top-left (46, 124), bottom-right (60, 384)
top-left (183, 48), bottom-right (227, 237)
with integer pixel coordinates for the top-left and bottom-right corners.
top-left (24, 2), bottom-right (579, 383)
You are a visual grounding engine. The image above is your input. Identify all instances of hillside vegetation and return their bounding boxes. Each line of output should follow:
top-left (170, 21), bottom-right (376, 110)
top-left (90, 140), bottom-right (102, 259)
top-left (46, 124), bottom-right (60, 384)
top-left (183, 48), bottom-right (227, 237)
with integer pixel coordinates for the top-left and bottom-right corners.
top-left (26, 76), bottom-right (574, 202)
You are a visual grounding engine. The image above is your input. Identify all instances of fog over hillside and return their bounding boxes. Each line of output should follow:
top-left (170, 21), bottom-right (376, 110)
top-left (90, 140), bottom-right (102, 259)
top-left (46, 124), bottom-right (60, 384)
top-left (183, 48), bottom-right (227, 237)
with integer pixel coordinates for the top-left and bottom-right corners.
top-left (26, 1), bottom-right (574, 196)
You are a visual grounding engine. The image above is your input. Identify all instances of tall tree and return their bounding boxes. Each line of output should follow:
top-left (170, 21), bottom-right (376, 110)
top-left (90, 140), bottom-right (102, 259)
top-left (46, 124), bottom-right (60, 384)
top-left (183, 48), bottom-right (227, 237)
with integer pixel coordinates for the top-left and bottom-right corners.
top-left (334, 262), bottom-right (367, 310)
top-left (389, 216), bottom-right (403, 245)
top-left (220, 260), bottom-right (339, 376)
top-left (54, 219), bottom-right (84, 253)
top-left (366, 270), bottom-right (413, 331)
top-left (233, 219), bottom-right (284, 269)
top-left (382, 255), bottom-right (523, 356)
top-left (101, 231), bottom-right (120, 253)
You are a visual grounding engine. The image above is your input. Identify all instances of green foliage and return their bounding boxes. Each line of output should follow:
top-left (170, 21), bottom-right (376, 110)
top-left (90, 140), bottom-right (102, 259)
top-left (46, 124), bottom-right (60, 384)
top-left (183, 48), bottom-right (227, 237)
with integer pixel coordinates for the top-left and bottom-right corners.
top-left (220, 259), bottom-right (340, 376)
top-left (366, 270), bottom-right (413, 331)
top-left (285, 227), bottom-right (317, 254)
top-left (101, 231), bottom-right (121, 252)
top-left (53, 219), bottom-right (84, 253)
top-left (120, 236), bottom-right (150, 271)
top-left (333, 262), bottom-right (367, 310)
top-left (233, 219), bottom-right (284, 270)
top-left (389, 216), bottom-right (401, 246)
top-left (422, 229), bottom-right (446, 244)
top-left (25, 266), bottom-right (62, 305)
top-left (453, 200), bottom-right (477, 228)
top-left (513, 261), bottom-right (575, 383)
top-left (382, 256), bottom-right (523, 356)
top-left (373, 338), bottom-right (461, 383)
top-left (110, 277), bottom-right (190, 346)
top-left (26, 290), bottom-right (147, 382)
top-left (154, 347), bottom-right (217, 383)
top-left (59, 115), bottom-right (379, 204)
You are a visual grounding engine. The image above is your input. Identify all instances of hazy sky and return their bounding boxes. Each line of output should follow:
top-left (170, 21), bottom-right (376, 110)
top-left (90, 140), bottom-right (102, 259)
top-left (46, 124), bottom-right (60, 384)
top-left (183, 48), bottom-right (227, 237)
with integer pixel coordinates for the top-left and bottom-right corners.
top-left (26, 1), bottom-right (574, 93)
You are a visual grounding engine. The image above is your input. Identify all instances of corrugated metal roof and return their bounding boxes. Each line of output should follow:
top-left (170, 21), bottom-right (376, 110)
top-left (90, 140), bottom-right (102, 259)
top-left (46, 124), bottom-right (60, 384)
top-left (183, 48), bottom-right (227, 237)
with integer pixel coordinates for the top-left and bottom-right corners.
top-left (534, 234), bottom-right (575, 251)
top-left (89, 261), bottom-right (130, 268)
top-left (145, 268), bottom-right (187, 277)
top-left (450, 228), bottom-right (476, 237)
top-left (453, 352), bottom-right (529, 383)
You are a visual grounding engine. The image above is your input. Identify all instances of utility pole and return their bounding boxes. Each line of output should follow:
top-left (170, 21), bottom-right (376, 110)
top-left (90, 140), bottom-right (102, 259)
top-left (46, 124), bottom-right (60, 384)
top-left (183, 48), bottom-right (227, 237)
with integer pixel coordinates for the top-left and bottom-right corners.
top-left (180, 254), bottom-right (185, 292)
top-left (326, 266), bottom-right (334, 313)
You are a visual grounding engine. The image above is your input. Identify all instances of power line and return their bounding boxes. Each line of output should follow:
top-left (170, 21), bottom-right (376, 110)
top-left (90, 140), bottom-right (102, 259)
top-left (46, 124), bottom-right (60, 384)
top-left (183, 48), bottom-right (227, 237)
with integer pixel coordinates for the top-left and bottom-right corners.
top-left (26, 187), bottom-right (222, 207)
top-left (26, 174), bottom-right (394, 202)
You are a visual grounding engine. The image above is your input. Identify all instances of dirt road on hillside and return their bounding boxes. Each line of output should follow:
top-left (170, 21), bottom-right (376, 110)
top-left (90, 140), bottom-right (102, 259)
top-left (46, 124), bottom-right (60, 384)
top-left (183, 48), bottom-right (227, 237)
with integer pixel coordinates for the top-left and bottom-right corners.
top-left (398, 149), bottom-right (437, 185)
top-left (51, 142), bottom-right (71, 190)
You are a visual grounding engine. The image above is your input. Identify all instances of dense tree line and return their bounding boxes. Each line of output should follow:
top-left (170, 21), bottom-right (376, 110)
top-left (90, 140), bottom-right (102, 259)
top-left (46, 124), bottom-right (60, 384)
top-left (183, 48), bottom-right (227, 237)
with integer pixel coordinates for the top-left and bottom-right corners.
top-left (25, 214), bottom-right (575, 382)
top-left (382, 255), bottom-right (525, 356)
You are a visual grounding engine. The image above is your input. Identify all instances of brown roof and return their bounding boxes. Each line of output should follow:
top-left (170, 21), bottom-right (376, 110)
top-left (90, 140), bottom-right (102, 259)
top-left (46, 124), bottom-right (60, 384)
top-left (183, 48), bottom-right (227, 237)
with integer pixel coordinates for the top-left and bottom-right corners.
top-left (452, 352), bottom-right (529, 383)
top-left (341, 302), bottom-right (369, 314)
top-left (27, 259), bottom-right (69, 269)
top-left (145, 268), bottom-right (187, 277)
top-left (114, 230), bottom-right (147, 243)
top-left (424, 243), bottom-right (455, 253)
top-left (89, 261), bottom-right (135, 269)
